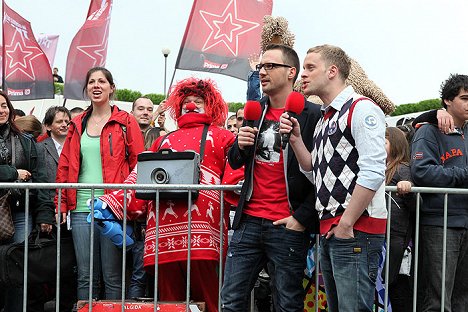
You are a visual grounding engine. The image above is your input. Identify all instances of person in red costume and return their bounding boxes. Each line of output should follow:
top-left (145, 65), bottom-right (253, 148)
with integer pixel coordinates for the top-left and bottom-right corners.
top-left (100, 77), bottom-right (235, 311)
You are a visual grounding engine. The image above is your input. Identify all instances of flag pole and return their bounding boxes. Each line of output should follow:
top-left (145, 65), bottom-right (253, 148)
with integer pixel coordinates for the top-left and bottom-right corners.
top-left (2, 0), bottom-right (6, 91)
top-left (62, 97), bottom-right (67, 107)
top-left (167, 68), bottom-right (176, 98)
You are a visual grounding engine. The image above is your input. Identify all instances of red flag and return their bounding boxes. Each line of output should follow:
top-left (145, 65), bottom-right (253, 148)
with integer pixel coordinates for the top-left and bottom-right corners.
top-left (64, 0), bottom-right (112, 100)
top-left (2, 1), bottom-right (54, 100)
top-left (36, 34), bottom-right (60, 68)
top-left (176, 0), bottom-right (273, 81)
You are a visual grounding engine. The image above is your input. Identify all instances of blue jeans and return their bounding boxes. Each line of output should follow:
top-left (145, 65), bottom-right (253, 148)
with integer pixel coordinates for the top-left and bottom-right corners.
top-left (71, 212), bottom-right (123, 300)
top-left (3, 211), bottom-right (33, 312)
top-left (419, 225), bottom-right (468, 312)
top-left (320, 231), bottom-right (384, 312)
top-left (221, 215), bottom-right (308, 312)
top-left (127, 232), bottom-right (147, 299)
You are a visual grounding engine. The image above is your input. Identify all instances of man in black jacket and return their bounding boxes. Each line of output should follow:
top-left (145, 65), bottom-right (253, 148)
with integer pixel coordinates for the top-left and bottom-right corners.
top-left (221, 44), bottom-right (320, 312)
top-left (411, 74), bottom-right (468, 311)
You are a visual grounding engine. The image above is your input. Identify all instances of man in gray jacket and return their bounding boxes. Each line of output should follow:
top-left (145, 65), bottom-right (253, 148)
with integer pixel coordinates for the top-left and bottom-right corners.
top-left (411, 74), bottom-right (468, 311)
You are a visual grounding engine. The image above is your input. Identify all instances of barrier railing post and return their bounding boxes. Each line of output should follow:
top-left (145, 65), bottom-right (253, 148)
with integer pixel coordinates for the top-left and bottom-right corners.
top-left (315, 234), bottom-right (320, 312)
top-left (384, 191), bottom-right (392, 312)
top-left (88, 189), bottom-right (95, 312)
top-left (56, 189), bottom-right (62, 312)
top-left (186, 191), bottom-right (192, 312)
top-left (121, 187), bottom-right (128, 312)
top-left (413, 193), bottom-right (421, 312)
top-left (22, 188), bottom-right (30, 312)
top-left (153, 190), bottom-right (160, 312)
top-left (218, 190), bottom-right (225, 312)
top-left (441, 193), bottom-right (448, 312)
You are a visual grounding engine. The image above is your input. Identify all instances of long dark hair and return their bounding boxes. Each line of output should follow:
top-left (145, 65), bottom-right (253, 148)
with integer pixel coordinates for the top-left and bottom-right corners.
top-left (82, 66), bottom-right (116, 100)
top-left (0, 90), bottom-right (21, 135)
top-left (385, 127), bottom-right (410, 184)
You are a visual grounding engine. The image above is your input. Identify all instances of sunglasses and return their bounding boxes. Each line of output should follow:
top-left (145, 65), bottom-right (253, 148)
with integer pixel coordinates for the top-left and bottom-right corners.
top-left (256, 63), bottom-right (292, 71)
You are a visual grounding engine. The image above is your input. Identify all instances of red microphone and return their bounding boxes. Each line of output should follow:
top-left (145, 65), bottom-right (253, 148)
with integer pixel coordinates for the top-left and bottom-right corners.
top-left (281, 91), bottom-right (305, 149)
top-left (243, 100), bottom-right (262, 127)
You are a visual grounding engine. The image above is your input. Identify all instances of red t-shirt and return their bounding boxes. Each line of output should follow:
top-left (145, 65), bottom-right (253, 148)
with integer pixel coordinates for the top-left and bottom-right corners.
top-left (244, 107), bottom-right (290, 221)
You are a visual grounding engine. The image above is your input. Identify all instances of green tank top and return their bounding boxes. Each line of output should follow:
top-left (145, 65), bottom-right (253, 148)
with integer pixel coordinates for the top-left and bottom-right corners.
top-left (74, 130), bottom-right (105, 213)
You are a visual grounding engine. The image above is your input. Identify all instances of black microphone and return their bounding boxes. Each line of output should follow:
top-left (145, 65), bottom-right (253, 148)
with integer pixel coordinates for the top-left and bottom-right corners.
top-left (281, 92), bottom-right (305, 149)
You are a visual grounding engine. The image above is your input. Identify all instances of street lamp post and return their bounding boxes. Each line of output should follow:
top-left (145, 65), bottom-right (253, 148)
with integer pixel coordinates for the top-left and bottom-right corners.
top-left (161, 47), bottom-right (171, 98)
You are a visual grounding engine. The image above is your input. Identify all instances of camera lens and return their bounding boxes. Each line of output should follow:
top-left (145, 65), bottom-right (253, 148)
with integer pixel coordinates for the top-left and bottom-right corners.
top-left (152, 168), bottom-right (169, 184)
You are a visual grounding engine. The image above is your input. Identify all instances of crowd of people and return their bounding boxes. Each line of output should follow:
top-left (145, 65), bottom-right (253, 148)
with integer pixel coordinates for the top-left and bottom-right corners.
top-left (0, 42), bottom-right (467, 312)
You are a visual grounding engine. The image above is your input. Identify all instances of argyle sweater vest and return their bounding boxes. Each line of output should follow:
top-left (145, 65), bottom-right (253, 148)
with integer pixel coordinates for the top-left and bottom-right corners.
top-left (312, 98), bottom-right (360, 220)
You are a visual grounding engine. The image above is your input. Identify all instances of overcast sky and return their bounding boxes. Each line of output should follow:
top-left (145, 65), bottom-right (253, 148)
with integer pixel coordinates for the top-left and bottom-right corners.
top-left (10, 0), bottom-right (468, 106)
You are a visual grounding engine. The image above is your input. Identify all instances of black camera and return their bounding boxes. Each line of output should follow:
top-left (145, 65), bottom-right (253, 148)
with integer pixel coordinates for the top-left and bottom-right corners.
top-left (135, 149), bottom-right (200, 200)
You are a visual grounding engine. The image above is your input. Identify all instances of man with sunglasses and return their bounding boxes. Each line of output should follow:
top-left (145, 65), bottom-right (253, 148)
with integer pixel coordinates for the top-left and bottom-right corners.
top-left (221, 44), bottom-right (321, 312)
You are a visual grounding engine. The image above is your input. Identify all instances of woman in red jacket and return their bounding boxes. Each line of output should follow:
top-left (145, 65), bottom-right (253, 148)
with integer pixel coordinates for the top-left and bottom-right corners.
top-left (56, 67), bottom-right (144, 300)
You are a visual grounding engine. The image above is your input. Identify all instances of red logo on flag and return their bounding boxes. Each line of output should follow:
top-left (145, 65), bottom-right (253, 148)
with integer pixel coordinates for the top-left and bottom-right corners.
top-left (176, 0), bottom-right (273, 81)
top-left (5, 29), bottom-right (44, 81)
top-left (2, 2), bottom-right (54, 100)
top-left (199, 0), bottom-right (261, 57)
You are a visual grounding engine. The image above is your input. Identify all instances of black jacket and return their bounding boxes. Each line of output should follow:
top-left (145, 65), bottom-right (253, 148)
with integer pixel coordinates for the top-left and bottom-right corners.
top-left (228, 96), bottom-right (321, 233)
top-left (411, 123), bottom-right (468, 228)
top-left (0, 126), bottom-right (55, 225)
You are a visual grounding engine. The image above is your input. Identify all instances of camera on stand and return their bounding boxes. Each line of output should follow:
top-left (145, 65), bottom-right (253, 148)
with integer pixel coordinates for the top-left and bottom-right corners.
top-left (135, 149), bottom-right (201, 200)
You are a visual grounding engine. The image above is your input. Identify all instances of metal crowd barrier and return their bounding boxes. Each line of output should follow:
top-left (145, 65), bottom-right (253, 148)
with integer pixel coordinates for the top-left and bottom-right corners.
top-left (0, 183), bottom-right (466, 312)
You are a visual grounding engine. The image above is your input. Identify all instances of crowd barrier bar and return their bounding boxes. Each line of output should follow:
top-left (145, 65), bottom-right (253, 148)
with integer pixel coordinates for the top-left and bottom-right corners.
top-left (1, 183), bottom-right (467, 312)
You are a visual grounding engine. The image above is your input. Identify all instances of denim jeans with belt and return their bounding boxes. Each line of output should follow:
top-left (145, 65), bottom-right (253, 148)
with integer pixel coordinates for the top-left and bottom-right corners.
top-left (71, 212), bottom-right (123, 300)
top-left (221, 214), bottom-right (308, 312)
top-left (320, 230), bottom-right (384, 312)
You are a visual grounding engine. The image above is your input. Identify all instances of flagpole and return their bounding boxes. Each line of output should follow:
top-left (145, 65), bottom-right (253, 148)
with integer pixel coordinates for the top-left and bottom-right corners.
top-left (2, 0), bottom-right (6, 91)
top-left (161, 48), bottom-right (171, 98)
top-left (168, 68), bottom-right (176, 98)
top-left (62, 97), bottom-right (67, 107)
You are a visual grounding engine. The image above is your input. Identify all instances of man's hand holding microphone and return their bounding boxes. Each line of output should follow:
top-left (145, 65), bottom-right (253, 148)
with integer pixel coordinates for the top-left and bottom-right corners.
top-left (237, 100), bottom-right (262, 151)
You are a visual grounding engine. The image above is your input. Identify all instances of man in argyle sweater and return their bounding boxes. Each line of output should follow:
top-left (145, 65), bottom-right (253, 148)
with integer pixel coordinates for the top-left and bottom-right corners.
top-left (280, 44), bottom-right (387, 312)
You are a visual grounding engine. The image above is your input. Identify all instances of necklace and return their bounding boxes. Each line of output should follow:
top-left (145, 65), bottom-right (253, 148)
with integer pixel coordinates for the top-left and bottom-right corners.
top-left (91, 112), bottom-right (110, 127)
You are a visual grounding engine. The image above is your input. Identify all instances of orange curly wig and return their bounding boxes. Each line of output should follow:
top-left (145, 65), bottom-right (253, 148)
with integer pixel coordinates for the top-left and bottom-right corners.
top-left (166, 77), bottom-right (228, 127)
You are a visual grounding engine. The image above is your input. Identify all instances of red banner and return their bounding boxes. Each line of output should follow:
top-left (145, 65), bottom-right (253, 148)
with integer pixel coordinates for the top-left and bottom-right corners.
top-left (64, 0), bottom-right (112, 100)
top-left (2, 1), bottom-right (54, 100)
top-left (176, 0), bottom-right (273, 81)
top-left (36, 34), bottom-right (59, 69)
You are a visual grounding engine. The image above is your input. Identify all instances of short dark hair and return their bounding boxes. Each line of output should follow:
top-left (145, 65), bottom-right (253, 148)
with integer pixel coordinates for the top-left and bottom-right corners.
top-left (14, 108), bottom-right (25, 117)
top-left (43, 106), bottom-right (71, 126)
top-left (440, 74), bottom-right (468, 108)
top-left (264, 43), bottom-right (300, 83)
top-left (82, 67), bottom-right (115, 100)
top-left (70, 107), bottom-right (84, 115)
top-left (132, 97), bottom-right (153, 111)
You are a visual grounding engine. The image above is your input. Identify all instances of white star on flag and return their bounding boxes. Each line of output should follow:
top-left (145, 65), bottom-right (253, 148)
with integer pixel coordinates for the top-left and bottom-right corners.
top-left (5, 29), bottom-right (44, 81)
top-left (199, 0), bottom-right (260, 57)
